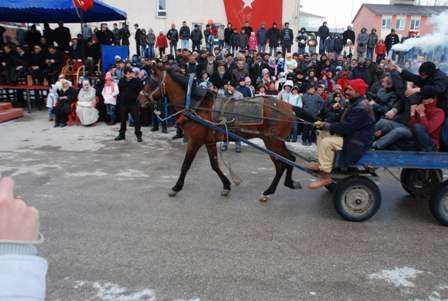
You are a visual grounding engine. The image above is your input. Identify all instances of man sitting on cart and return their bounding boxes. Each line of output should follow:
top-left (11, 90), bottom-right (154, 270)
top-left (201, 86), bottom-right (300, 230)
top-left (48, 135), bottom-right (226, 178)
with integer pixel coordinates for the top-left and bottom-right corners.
top-left (305, 79), bottom-right (375, 189)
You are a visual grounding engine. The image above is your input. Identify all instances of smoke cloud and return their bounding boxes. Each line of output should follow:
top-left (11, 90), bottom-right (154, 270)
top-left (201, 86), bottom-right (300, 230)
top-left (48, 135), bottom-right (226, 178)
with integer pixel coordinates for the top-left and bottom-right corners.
top-left (392, 10), bottom-right (448, 52)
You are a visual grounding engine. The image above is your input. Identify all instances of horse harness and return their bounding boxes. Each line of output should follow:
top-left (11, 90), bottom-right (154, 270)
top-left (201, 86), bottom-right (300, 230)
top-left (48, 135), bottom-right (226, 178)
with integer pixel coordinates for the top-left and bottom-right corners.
top-left (140, 70), bottom-right (309, 140)
top-left (139, 70), bottom-right (167, 107)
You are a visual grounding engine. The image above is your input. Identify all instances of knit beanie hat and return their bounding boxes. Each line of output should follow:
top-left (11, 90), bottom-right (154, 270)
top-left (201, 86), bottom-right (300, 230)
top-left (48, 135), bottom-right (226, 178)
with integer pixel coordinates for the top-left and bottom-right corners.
top-left (347, 79), bottom-right (368, 95)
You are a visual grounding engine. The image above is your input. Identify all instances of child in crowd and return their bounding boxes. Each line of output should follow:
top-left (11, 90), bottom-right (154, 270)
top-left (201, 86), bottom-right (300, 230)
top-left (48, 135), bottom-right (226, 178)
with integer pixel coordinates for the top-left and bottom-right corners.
top-left (102, 72), bottom-right (119, 125)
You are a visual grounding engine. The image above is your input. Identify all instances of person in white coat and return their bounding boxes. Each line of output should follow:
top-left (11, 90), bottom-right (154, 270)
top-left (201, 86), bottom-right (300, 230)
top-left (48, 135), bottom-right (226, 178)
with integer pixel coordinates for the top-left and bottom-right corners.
top-left (76, 80), bottom-right (99, 126)
top-left (0, 177), bottom-right (47, 301)
top-left (102, 72), bottom-right (119, 125)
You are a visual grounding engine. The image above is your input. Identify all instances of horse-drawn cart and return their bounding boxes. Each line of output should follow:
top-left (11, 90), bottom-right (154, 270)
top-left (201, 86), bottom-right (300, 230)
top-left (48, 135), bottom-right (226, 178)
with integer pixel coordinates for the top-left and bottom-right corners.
top-left (187, 111), bottom-right (448, 226)
top-left (140, 67), bottom-right (448, 226)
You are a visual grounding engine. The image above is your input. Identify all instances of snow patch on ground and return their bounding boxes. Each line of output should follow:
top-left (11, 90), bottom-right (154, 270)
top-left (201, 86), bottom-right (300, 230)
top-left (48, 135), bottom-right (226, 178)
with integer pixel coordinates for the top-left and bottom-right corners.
top-left (73, 280), bottom-right (156, 301)
top-left (0, 164), bottom-right (62, 177)
top-left (66, 170), bottom-right (109, 177)
top-left (413, 292), bottom-right (448, 301)
top-left (116, 169), bottom-right (150, 178)
top-left (70, 280), bottom-right (200, 301)
top-left (368, 267), bottom-right (424, 288)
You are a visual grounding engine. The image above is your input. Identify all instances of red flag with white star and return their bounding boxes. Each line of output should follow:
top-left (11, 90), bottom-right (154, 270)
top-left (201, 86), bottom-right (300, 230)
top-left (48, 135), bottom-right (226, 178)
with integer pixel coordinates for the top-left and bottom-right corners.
top-left (73, 0), bottom-right (94, 11)
top-left (223, 0), bottom-right (283, 30)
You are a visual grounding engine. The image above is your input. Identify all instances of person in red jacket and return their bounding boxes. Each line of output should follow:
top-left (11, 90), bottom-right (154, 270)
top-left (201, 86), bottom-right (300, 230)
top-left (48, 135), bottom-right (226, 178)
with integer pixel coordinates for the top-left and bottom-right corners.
top-left (336, 71), bottom-right (350, 91)
top-left (156, 30), bottom-right (168, 58)
top-left (375, 39), bottom-right (387, 64)
top-left (409, 98), bottom-right (445, 151)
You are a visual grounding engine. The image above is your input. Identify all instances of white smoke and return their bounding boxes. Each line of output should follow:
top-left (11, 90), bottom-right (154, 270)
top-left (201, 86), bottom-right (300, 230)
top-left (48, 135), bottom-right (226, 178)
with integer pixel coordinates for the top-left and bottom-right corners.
top-left (392, 10), bottom-right (448, 52)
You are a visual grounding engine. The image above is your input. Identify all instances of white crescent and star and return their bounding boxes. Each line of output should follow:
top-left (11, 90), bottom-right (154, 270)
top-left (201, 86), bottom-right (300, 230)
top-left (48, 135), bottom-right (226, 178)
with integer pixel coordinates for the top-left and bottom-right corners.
top-left (242, 0), bottom-right (255, 9)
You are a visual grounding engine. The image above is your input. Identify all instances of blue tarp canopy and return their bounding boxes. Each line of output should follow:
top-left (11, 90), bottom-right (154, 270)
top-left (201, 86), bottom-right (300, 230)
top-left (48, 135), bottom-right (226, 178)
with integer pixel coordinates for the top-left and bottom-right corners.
top-left (0, 0), bottom-right (127, 23)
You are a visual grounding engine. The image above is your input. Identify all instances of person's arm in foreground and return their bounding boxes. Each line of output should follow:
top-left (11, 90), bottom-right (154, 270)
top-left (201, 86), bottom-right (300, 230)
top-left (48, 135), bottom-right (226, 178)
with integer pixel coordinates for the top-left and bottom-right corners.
top-left (0, 177), bottom-right (47, 301)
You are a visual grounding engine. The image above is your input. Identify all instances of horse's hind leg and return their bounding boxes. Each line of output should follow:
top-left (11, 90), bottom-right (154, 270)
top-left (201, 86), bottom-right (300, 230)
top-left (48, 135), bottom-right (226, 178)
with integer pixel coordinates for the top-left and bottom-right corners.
top-left (259, 138), bottom-right (287, 201)
top-left (260, 157), bottom-right (286, 202)
top-left (206, 143), bottom-right (232, 196)
top-left (169, 141), bottom-right (202, 197)
top-left (283, 150), bottom-right (302, 190)
top-left (267, 140), bottom-right (302, 190)
top-left (260, 140), bottom-right (302, 202)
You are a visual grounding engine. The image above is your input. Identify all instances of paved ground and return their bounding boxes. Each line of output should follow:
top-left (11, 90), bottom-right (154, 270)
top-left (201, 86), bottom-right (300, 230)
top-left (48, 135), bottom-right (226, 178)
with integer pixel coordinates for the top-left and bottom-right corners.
top-left (1, 112), bottom-right (448, 301)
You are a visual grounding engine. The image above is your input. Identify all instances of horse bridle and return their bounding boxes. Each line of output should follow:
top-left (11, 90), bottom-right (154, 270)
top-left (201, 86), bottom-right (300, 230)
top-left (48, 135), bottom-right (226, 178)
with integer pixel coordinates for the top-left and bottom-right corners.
top-left (140, 70), bottom-right (167, 107)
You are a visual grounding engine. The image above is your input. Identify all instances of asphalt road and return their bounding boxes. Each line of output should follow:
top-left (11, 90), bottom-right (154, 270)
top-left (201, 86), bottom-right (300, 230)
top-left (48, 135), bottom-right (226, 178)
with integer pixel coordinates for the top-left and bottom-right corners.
top-left (1, 112), bottom-right (447, 301)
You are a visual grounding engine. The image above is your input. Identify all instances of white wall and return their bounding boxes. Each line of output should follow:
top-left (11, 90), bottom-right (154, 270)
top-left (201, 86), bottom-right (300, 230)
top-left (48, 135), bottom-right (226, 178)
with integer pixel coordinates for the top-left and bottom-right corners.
top-left (67, 0), bottom-right (300, 56)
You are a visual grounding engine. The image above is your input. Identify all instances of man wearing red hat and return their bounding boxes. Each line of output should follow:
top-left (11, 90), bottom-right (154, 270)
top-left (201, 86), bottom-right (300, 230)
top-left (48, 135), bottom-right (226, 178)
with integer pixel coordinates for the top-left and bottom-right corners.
top-left (305, 79), bottom-right (375, 189)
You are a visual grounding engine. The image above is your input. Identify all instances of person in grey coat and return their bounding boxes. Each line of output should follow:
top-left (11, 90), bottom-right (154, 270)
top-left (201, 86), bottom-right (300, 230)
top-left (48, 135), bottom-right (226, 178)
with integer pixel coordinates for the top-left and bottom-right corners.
top-left (356, 27), bottom-right (369, 58)
top-left (366, 28), bottom-right (378, 60)
top-left (256, 23), bottom-right (268, 53)
top-left (302, 83), bottom-right (324, 145)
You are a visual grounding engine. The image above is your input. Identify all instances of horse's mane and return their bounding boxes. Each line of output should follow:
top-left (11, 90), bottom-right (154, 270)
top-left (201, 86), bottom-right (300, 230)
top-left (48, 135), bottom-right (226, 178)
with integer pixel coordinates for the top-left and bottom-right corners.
top-left (165, 67), bottom-right (217, 103)
top-left (166, 68), bottom-right (190, 89)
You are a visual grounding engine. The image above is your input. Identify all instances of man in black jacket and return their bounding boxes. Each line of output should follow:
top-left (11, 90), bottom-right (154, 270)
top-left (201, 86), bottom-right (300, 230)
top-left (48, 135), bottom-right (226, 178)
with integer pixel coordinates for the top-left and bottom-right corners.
top-left (267, 22), bottom-right (280, 56)
top-left (280, 22), bottom-right (294, 56)
top-left (167, 24), bottom-right (179, 55)
top-left (54, 23), bottom-right (71, 51)
top-left (342, 25), bottom-right (355, 46)
top-left (241, 21), bottom-right (253, 40)
top-left (224, 23), bottom-right (233, 50)
top-left (179, 21), bottom-right (191, 50)
top-left (115, 68), bottom-right (144, 142)
top-left (211, 62), bottom-right (232, 90)
top-left (306, 79), bottom-right (375, 189)
top-left (317, 21), bottom-right (330, 55)
top-left (385, 29), bottom-right (399, 57)
top-left (96, 23), bottom-right (114, 45)
top-left (190, 25), bottom-right (203, 52)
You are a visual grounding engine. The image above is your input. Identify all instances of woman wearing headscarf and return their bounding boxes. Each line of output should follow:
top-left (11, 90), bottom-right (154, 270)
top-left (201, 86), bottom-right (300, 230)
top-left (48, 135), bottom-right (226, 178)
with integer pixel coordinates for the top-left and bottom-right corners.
top-left (76, 80), bottom-right (99, 126)
top-left (54, 79), bottom-right (77, 127)
top-left (102, 72), bottom-right (119, 125)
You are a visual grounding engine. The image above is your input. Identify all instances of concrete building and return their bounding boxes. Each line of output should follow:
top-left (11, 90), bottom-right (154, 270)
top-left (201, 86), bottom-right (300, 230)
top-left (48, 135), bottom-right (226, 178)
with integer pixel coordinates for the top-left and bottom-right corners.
top-left (352, 3), bottom-right (448, 40)
top-left (102, 0), bottom-right (300, 31)
top-left (83, 0), bottom-right (301, 55)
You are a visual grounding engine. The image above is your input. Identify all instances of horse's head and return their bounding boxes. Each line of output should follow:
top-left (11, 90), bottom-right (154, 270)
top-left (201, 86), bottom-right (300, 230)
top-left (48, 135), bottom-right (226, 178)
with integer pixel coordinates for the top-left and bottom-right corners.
top-left (137, 62), bottom-right (166, 108)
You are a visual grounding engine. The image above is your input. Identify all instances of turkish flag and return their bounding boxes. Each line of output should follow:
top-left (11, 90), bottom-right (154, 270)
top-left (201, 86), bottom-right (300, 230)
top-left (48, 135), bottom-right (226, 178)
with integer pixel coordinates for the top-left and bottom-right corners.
top-left (223, 0), bottom-right (283, 31)
top-left (73, 0), bottom-right (94, 11)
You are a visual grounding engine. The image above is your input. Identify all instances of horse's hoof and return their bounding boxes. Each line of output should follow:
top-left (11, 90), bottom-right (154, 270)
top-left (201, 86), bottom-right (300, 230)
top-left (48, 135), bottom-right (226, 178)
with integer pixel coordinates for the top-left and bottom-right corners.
top-left (258, 194), bottom-right (269, 203)
top-left (292, 181), bottom-right (302, 189)
top-left (221, 189), bottom-right (231, 197)
top-left (168, 190), bottom-right (178, 197)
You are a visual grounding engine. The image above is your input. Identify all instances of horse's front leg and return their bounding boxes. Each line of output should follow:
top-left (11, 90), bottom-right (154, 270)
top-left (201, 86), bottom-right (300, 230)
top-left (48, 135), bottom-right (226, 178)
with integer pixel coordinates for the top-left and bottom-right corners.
top-left (169, 142), bottom-right (202, 197)
top-left (205, 142), bottom-right (232, 196)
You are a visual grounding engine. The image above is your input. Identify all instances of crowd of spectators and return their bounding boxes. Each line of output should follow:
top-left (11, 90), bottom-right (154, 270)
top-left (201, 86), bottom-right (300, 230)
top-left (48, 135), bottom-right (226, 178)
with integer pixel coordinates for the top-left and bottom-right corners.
top-left (0, 20), bottom-right (447, 152)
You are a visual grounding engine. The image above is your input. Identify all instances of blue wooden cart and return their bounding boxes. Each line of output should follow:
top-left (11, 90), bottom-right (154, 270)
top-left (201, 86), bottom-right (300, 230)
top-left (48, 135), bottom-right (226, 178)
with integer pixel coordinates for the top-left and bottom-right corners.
top-left (185, 110), bottom-right (448, 226)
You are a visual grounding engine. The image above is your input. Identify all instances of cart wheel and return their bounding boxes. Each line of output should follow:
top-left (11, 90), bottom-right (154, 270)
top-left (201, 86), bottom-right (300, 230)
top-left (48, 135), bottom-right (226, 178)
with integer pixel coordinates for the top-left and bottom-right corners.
top-left (333, 176), bottom-right (381, 222)
top-left (400, 168), bottom-right (443, 197)
top-left (325, 183), bottom-right (336, 192)
top-left (430, 181), bottom-right (448, 226)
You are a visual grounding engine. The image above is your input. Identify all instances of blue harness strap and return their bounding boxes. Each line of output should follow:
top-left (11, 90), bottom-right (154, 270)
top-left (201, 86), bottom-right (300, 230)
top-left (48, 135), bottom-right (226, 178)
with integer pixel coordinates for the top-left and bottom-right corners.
top-left (185, 73), bottom-right (195, 112)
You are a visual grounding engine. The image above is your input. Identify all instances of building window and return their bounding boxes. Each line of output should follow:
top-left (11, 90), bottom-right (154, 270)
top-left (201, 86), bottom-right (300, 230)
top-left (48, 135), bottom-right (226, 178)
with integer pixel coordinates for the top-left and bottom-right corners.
top-left (382, 16), bottom-right (391, 30)
top-left (157, 0), bottom-right (166, 17)
top-left (396, 16), bottom-right (405, 30)
top-left (410, 17), bottom-right (421, 30)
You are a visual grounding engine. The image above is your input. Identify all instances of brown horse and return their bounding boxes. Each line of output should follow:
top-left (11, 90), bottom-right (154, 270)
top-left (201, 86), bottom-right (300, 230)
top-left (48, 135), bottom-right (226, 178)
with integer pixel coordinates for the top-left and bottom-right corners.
top-left (138, 63), bottom-right (302, 201)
